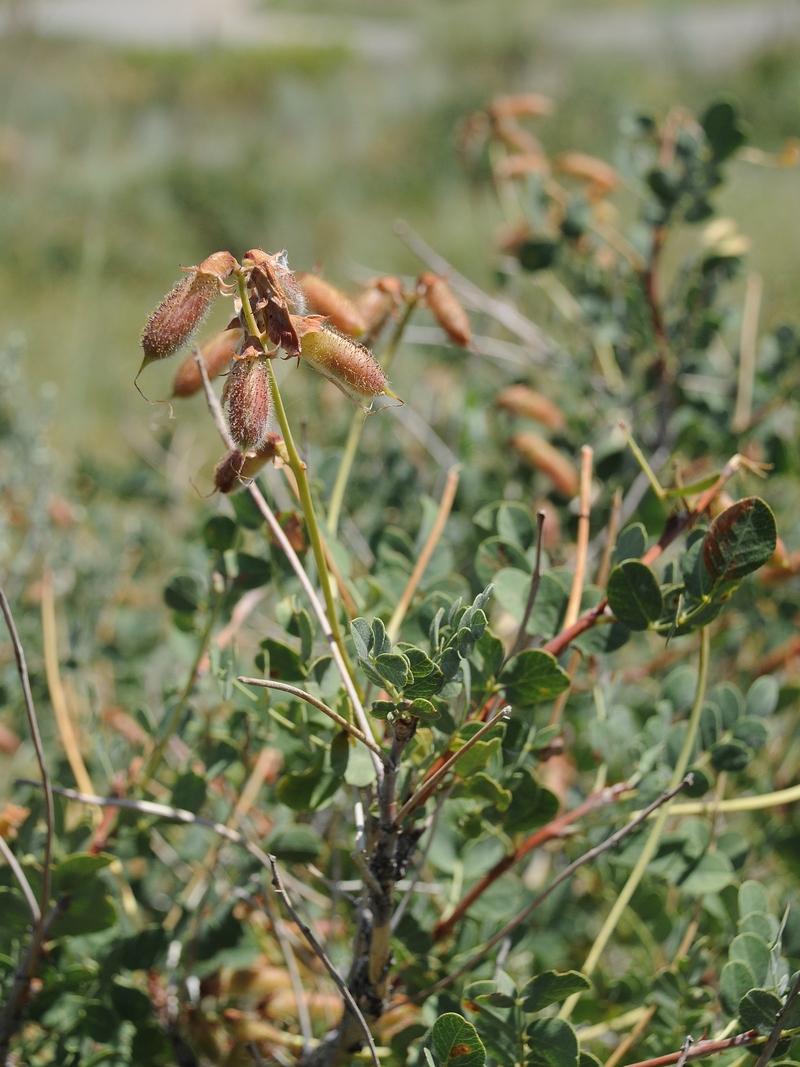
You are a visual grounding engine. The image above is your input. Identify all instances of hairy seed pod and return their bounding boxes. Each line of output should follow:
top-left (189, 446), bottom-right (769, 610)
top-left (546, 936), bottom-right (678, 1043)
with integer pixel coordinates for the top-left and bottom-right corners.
top-left (511, 432), bottom-right (579, 498)
top-left (172, 328), bottom-right (242, 398)
top-left (488, 93), bottom-right (553, 121)
top-left (140, 251), bottom-right (237, 366)
top-left (354, 276), bottom-right (402, 335)
top-left (227, 355), bottom-right (272, 452)
top-left (297, 274), bottom-right (366, 338)
top-left (214, 434), bottom-right (283, 494)
top-left (495, 384), bottom-right (566, 432)
top-left (419, 273), bottom-right (472, 348)
top-left (554, 152), bottom-right (619, 196)
top-left (494, 152), bottom-right (550, 181)
top-left (243, 248), bottom-right (302, 355)
top-left (295, 317), bottom-right (399, 410)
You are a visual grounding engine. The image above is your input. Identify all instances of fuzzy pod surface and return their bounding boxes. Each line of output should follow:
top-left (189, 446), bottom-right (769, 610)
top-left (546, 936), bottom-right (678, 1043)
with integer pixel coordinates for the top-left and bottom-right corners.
top-left (227, 355), bottom-right (273, 452)
top-left (297, 320), bottom-right (397, 409)
top-left (214, 434), bottom-right (282, 494)
top-left (172, 328), bottom-right (242, 398)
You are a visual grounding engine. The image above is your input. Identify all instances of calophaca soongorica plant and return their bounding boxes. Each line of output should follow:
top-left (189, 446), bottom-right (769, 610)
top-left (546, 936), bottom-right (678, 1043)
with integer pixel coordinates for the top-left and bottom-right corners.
top-left (3, 94), bottom-right (800, 1067)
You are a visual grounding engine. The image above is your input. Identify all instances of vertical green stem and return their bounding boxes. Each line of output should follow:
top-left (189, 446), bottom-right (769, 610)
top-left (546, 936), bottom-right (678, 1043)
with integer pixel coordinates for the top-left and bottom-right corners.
top-left (326, 296), bottom-right (418, 536)
top-left (559, 626), bottom-right (711, 1020)
top-left (266, 360), bottom-right (348, 662)
top-left (140, 589), bottom-right (226, 791)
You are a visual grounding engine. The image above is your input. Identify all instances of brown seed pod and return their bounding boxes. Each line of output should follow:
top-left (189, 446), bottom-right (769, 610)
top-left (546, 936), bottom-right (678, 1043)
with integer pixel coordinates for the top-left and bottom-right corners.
top-left (295, 316), bottom-right (399, 410)
top-left (491, 117), bottom-right (541, 155)
top-left (172, 328), bottom-right (242, 398)
top-left (419, 273), bottom-right (472, 348)
top-left (243, 248), bottom-right (303, 356)
top-left (297, 273), bottom-right (366, 338)
top-left (214, 434), bottom-right (283, 494)
top-left (554, 152), bottom-right (620, 197)
top-left (354, 276), bottom-right (403, 335)
top-left (511, 432), bottom-right (579, 498)
top-left (494, 152), bottom-right (550, 181)
top-left (488, 93), bottom-right (553, 121)
top-left (495, 384), bottom-right (566, 432)
top-left (140, 250), bottom-right (237, 367)
top-left (226, 354), bottom-right (272, 452)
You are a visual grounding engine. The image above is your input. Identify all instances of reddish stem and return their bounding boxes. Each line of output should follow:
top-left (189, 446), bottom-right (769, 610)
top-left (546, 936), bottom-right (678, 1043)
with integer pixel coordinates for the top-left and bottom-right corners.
top-left (623, 1030), bottom-right (760, 1067)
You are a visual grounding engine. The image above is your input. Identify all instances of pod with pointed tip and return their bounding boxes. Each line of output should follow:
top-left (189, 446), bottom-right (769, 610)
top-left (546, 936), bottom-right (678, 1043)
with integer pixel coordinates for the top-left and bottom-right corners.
top-left (295, 317), bottom-right (400, 410)
top-left (214, 434), bottom-right (283, 494)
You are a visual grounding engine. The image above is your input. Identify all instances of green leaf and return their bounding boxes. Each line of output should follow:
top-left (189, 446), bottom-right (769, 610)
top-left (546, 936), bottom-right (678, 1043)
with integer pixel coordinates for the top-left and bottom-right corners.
top-left (0, 887), bottom-right (33, 932)
top-left (268, 826), bottom-right (323, 864)
top-left (50, 880), bottom-right (117, 937)
top-left (230, 488), bottom-right (264, 529)
top-left (373, 652), bottom-right (410, 688)
top-left (678, 852), bottom-right (734, 896)
top-left (432, 1012), bottom-right (486, 1067)
top-left (371, 617), bottom-right (392, 656)
top-left (110, 981), bottom-right (153, 1024)
top-left (732, 717), bottom-right (768, 752)
top-left (82, 1002), bottom-right (118, 1043)
top-left (344, 739), bottom-right (377, 787)
top-left (520, 971), bottom-right (592, 1013)
top-left (573, 618), bottom-right (630, 656)
top-left (730, 933), bottom-right (770, 986)
top-left (720, 960), bottom-right (757, 1016)
top-left (455, 772), bottom-right (512, 811)
top-left (119, 926), bottom-right (168, 971)
top-left (409, 698), bottom-right (440, 721)
top-left (739, 989), bottom-right (782, 1036)
top-left (260, 638), bottom-right (306, 681)
top-left (351, 617), bottom-right (373, 661)
top-left (475, 538), bottom-right (530, 586)
top-left (171, 771), bottom-right (206, 814)
top-left (163, 572), bottom-right (204, 614)
top-left (739, 880), bottom-right (770, 919)
top-left (746, 676), bottom-right (780, 718)
top-left (702, 99), bottom-right (747, 161)
top-left (711, 740), bottom-right (752, 772)
top-left (702, 497), bottom-right (777, 583)
top-left (53, 852), bottom-right (114, 893)
top-left (330, 731), bottom-right (350, 775)
top-left (497, 503), bottom-right (537, 549)
top-left (203, 515), bottom-right (237, 553)
top-left (525, 1017), bottom-right (579, 1067)
top-left (527, 572), bottom-right (570, 638)
top-left (232, 552), bottom-right (272, 590)
top-left (613, 523), bottom-right (647, 564)
top-left (606, 561), bottom-right (663, 631)
top-left (500, 650), bottom-right (570, 709)
top-left (518, 238), bottom-right (559, 273)
top-left (455, 737), bottom-right (502, 777)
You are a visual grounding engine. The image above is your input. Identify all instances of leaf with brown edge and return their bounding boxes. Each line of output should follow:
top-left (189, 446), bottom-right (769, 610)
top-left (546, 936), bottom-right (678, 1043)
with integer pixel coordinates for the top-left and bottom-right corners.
top-left (702, 497), bottom-right (777, 583)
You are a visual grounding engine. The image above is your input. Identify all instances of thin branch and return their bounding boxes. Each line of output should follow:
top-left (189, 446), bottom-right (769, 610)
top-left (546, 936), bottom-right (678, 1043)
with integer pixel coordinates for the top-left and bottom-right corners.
top-left (622, 1029), bottom-right (768, 1067)
top-left (508, 510), bottom-right (546, 660)
top-left (432, 782), bottom-right (628, 942)
top-left (267, 855), bottom-right (380, 1067)
top-left (195, 355), bottom-right (383, 784)
top-left (732, 272), bottom-right (763, 434)
top-left (0, 584), bottom-right (54, 1062)
top-left (411, 775), bottom-right (693, 1001)
top-left (394, 706), bottom-right (511, 826)
top-left (238, 678), bottom-right (388, 763)
top-left (386, 465), bottom-right (461, 642)
top-left (596, 487), bottom-right (622, 588)
top-left (0, 836), bottom-right (40, 924)
top-left (564, 446), bottom-right (593, 630)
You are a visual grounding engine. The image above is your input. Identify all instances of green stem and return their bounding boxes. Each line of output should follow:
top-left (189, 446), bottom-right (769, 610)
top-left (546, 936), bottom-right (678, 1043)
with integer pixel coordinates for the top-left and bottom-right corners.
top-left (559, 626), bottom-right (711, 1020)
top-left (265, 361), bottom-right (348, 664)
top-left (236, 270), bottom-right (262, 340)
top-left (325, 296), bottom-right (418, 537)
top-left (139, 588), bottom-right (226, 791)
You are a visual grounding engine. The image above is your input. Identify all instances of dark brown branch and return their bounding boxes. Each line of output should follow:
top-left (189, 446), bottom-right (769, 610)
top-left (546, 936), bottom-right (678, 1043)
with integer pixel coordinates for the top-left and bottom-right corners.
top-left (0, 585), bottom-right (55, 1062)
top-left (623, 1029), bottom-right (762, 1067)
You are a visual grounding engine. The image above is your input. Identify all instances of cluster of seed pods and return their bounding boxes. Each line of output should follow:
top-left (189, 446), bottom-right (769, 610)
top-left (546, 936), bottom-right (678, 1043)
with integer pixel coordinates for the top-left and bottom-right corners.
top-left (140, 247), bottom-right (474, 494)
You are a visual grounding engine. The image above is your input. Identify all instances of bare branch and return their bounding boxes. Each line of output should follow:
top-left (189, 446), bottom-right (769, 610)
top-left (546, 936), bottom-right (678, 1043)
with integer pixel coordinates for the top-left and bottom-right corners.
top-left (754, 970), bottom-right (800, 1067)
top-left (267, 855), bottom-right (380, 1067)
top-left (0, 836), bottom-right (40, 924)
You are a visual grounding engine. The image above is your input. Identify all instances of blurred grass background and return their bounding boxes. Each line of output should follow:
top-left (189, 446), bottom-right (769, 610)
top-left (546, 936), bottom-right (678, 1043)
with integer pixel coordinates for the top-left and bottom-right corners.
top-left (1, 0), bottom-right (799, 460)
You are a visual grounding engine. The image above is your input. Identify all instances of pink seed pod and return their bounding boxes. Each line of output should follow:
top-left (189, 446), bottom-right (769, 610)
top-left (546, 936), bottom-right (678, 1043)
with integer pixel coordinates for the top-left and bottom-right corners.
top-left (488, 93), bottom-right (553, 121)
top-left (419, 272), bottom-right (472, 348)
top-left (297, 273), bottom-right (366, 338)
top-left (355, 276), bottom-right (404, 335)
top-left (140, 250), bottom-right (238, 366)
top-left (554, 152), bottom-right (620, 198)
top-left (495, 384), bottom-right (566, 432)
top-left (295, 316), bottom-right (400, 411)
top-left (510, 432), bottom-right (579, 498)
top-left (226, 354), bottom-right (273, 452)
top-left (172, 328), bottom-right (242, 398)
top-left (214, 434), bottom-right (283, 494)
